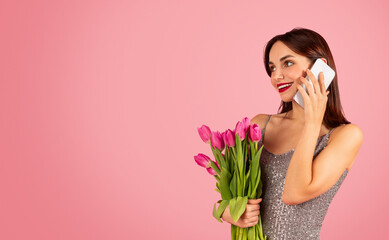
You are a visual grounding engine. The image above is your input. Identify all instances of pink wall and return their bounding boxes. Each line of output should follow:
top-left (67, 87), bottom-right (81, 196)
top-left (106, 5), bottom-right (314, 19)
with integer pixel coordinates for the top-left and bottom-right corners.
top-left (0, 0), bottom-right (387, 239)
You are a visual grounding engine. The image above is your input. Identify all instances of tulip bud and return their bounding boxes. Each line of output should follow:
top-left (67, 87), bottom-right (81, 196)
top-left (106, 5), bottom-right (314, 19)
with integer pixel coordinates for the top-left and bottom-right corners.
top-left (242, 117), bottom-right (251, 132)
top-left (249, 124), bottom-right (262, 142)
top-left (206, 167), bottom-right (218, 175)
top-left (221, 131), bottom-right (227, 145)
top-left (194, 153), bottom-right (212, 168)
top-left (197, 125), bottom-right (212, 143)
top-left (234, 121), bottom-right (246, 141)
top-left (223, 129), bottom-right (236, 147)
top-left (211, 131), bottom-right (225, 151)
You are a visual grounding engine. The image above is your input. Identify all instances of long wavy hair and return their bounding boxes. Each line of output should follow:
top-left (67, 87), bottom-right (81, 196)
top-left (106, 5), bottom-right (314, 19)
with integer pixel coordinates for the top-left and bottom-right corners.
top-left (263, 27), bottom-right (351, 128)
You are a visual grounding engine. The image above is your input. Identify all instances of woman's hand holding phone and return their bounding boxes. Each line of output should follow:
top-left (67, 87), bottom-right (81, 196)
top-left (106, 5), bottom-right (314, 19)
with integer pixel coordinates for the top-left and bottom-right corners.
top-left (293, 58), bottom-right (335, 109)
top-left (296, 69), bottom-right (329, 126)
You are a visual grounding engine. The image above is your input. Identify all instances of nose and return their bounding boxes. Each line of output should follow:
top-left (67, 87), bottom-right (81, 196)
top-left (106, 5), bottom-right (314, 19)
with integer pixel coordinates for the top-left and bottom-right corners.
top-left (272, 68), bottom-right (284, 80)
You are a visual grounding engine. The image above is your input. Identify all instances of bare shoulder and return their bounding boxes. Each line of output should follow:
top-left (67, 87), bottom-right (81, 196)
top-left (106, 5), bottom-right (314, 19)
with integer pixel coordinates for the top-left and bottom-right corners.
top-left (251, 112), bottom-right (286, 128)
top-left (328, 123), bottom-right (363, 170)
top-left (330, 123), bottom-right (363, 145)
top-left (250, 114), bottom-right (270, 129)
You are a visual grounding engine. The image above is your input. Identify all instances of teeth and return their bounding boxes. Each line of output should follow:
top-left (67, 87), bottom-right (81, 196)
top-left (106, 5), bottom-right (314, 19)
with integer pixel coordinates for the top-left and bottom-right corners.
top-left (278, 83), bottom-right (292, 89)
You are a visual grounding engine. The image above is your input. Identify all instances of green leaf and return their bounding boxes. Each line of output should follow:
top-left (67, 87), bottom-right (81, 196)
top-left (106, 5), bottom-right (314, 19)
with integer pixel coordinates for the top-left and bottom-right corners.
top-left (212, 202), bottom-right (222, 223)
top-left (245, 168), bottom-right (251, 183)
top-left (250, 145), bottom-right (263, 198)
top-left (225, 147), bottom-right (230, 171)
top-left (229, 171), bottom-right (237, 198)
top-left (248, 179), bottom-right (252, 196)
top-left (229, 196), bottom-right (248, 222)
top-left (212, 199), bottom-right (230, 223)
top-left (251, 146), bottom-right (263, 179)
top-left (220, 167), bottom-right (232, 200)
top-left (231, 147), bottom-right (236, 159)
top-left (256, 181), bottom-right (263, 199)
top-left (230, 153), bottom-right (236, 170)
top-left (235, 134), bottom-right (243, 173)
top-left (211, 147), bottom-right (226, 171)
top-left (210, 160), bottom-right (221, 176)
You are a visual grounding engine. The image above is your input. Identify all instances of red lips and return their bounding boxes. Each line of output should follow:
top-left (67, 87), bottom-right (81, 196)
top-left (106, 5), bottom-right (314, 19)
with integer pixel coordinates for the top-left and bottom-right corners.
top-left (277, 82), bottom-right (294, 87)
top-left (278, 84), bottom-right (292, 93)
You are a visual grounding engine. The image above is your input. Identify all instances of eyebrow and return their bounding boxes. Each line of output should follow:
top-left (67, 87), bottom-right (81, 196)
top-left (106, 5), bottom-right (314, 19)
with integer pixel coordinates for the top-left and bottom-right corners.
top-left (268, 55), bottom-right (295, 65)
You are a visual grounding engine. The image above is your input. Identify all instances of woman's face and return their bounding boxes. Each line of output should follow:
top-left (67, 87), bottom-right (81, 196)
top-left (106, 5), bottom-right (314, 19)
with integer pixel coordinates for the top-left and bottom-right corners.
top-left (268, 41), bottom-right (312, 102)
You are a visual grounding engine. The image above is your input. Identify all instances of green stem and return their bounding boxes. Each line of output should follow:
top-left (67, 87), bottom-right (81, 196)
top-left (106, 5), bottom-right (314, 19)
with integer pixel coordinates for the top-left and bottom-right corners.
top-left (258, 213), bottom-right (265, 240)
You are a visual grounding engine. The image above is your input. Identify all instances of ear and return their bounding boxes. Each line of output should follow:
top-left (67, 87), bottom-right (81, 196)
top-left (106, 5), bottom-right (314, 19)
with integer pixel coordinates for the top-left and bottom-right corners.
top-left (321, 58), bottom-right (328, 64)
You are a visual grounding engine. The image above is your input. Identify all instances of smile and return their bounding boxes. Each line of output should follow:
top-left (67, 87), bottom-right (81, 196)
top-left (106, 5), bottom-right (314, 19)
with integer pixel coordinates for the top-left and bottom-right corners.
top-left (278, 83), bottom-right (293, 93)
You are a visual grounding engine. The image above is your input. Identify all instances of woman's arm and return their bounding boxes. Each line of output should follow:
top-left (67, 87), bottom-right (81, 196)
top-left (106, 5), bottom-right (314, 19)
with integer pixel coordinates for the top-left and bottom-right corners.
top-left (282, 122), bottom-right (363, 205)
top-left (282, 69), bottom-right (363, 205)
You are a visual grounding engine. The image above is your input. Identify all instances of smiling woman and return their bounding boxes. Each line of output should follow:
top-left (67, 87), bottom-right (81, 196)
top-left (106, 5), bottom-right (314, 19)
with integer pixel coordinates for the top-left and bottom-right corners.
top-left (220, 27), bottom-right (363, 239)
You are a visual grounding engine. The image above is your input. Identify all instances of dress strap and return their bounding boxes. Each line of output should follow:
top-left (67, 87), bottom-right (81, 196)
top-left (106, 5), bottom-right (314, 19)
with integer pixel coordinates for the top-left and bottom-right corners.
top-left (262, 115), bottom-right (271, 139)
top-left (328, 127), bottom-right (336, 135)
top-left (264, 115), bottom-right (271, 131)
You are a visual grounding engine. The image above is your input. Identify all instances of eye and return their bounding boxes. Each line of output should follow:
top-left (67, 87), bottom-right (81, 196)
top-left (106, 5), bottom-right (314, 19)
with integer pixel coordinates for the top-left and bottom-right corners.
top-left (269, 61), bottom-right (294, 72)
top-left (285, 60), bottom-right (294, 67)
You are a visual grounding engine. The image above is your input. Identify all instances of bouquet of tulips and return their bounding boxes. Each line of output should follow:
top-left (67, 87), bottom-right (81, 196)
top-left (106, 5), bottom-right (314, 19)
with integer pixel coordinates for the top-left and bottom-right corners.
top-left (194, 117), bottom-right (267, 240)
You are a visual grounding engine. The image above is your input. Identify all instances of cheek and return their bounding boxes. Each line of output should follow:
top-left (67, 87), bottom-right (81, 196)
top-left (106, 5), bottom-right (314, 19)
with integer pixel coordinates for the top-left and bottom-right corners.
top-left (286, 68), bottom-right (304, 80)
top-left (270, 78), bottom-right (277, 87)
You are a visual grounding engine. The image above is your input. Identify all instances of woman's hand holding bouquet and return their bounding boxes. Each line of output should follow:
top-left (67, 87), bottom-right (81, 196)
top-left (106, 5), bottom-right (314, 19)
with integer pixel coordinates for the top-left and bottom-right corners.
top-left (194, 117), bottom-right (267, 240)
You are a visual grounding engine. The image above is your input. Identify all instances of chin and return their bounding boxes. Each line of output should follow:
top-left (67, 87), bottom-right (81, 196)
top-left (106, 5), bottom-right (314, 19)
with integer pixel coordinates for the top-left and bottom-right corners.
top-left (281, 98), bottom-right (293, 103)
top-left (280, 93), bottom-right (294, 102)
top-left (279, 88), bottom-right (297, 102)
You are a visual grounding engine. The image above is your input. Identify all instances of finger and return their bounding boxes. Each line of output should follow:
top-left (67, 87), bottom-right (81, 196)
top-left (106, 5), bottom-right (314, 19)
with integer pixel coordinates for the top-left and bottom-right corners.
top-left (243, 205), bottom-right (259, 213)
top-left (296, 83), bottom-right (310, 104)
top-left (247, 216), bottom-right (259, 225)
top-left (243, 214), bottom-right (258, 222)
top-left (246, 204), bottom-right (260, 211)
top-left (247, 210), bottom-right (260, 218)
top-left (246, 221), bottom-right (258, 228)
top-left (247, 198), bottom-right (262, 204)
top-left (320, 72), bottom-right (326, 94)
top-left (300, 76), bottom-right (314, 97)
top-left (307, 69), bottom-right (321, 95)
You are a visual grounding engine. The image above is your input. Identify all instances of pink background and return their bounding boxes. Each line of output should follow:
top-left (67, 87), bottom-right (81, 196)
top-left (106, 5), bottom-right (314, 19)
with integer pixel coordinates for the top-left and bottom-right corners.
top-left (1, 0), bottom-right (387, 239)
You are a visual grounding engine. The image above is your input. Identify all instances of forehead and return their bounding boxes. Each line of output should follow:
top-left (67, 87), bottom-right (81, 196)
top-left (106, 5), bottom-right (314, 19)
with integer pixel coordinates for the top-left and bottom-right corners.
top-left (269, 41), bottom-right (305, 64)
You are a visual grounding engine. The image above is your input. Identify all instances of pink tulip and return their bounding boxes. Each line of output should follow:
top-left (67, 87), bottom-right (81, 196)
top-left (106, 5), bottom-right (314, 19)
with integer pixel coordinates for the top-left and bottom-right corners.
top-left (211, 131), bottom-right (225, 151)
top-left (194, 153), bottom-right (212, 168)
top-left (234, 121), bottom-right (246, 141)
top-left (206, 167), bottom-right (217, 175)
top-left (197, 125), bottom-right (212, 143)
top-left (242, 117), bottom-right (251, 132)
top-left (223, 129), bottom-right (236, 147)
top-left (221, 131), bottom-right (227, 145)
top-left (249, 123), bottom-right (262, 142)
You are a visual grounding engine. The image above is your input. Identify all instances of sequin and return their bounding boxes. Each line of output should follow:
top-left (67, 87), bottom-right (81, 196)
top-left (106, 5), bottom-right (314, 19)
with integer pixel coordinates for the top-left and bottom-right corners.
top-left (258, 115), bottom-right (348, 239)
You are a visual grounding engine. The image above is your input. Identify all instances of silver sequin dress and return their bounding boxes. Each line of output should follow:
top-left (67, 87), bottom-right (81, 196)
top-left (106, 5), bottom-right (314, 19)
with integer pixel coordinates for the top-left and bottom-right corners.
top-left (258, 115), bottom-right (348, 239)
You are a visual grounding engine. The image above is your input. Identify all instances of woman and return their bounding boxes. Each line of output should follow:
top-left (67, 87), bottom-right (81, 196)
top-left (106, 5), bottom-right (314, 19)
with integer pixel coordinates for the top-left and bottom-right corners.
top-left (221, 27), bottom-right (363, 239)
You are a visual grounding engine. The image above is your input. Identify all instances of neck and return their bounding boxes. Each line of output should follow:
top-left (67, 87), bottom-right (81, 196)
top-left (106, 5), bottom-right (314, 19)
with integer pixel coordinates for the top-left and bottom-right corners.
top-left (283, 100), bottom-right (306, 124)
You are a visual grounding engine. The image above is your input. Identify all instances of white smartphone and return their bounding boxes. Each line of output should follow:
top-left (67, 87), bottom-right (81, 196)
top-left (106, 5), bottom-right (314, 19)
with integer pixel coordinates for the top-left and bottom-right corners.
top-left (293, 58), bottom-right (335, 109)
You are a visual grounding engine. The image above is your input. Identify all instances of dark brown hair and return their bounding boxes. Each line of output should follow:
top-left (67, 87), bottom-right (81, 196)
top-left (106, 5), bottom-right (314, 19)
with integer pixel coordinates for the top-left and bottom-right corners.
top-left (263, 27), bottom-right (350, 128)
